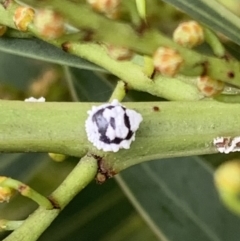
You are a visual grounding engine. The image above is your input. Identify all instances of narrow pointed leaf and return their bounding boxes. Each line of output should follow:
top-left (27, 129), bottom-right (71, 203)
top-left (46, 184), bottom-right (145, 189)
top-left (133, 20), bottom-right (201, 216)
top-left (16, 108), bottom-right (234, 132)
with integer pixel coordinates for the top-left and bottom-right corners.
top-left (161, 0), bottom-right (240, 45)
top-left (0, 38), bottom-right (105, 72)
top-left (119, 156), bottom-right (240, 241)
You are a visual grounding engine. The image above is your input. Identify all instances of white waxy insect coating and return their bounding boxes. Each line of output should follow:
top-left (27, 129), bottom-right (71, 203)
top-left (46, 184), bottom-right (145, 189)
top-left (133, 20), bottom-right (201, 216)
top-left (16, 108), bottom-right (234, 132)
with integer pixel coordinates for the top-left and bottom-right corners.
top-left (213, 136), bottom-right (240, 154)
top-left (24, 97), bottom-right (46, 102)
top-left (85, 99), bottom-right (143, 152)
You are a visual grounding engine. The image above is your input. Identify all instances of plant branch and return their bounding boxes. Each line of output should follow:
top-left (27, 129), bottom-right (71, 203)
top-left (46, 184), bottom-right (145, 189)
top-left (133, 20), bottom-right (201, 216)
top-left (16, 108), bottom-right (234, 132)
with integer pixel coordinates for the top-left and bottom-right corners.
top-left (4, 154), bottom-right (98, 241)
top-left (0, 177), bottom-right (53, 209)
top-left (0, 100), bottom-right (239, 172)
top-left (16, 0), bottom-right (240, 87)
top-left (1, 1), bottom-right (240, 100)
top-left (0, 220), bottom-right (23, 231)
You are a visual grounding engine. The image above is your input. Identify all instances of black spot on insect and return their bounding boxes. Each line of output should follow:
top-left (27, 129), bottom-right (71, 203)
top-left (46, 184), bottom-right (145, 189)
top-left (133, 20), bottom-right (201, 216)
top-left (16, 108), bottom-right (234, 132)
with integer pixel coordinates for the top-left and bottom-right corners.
top-left (92, 109), bottom-right (108, 135)
top-left (124, 112), bottom-right (131, 129)
top-left (92, 106), bottom-right (132, 145)
top-left (109, 117), bottom-right (116, 130)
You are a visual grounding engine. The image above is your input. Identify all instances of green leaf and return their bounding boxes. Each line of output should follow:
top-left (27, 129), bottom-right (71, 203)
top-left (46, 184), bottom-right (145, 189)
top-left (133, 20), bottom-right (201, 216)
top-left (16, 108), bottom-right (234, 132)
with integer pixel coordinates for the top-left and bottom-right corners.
top-left (119, 156), bottom-right (240, 241)
top-left (0, 38), bottom-right (106, 72)
top-left (0, 51), bottom-right (48, 91)
top-left (69, 68), bottom-right (114, 102)
top-left (161, 0), bottom-right (240, 45)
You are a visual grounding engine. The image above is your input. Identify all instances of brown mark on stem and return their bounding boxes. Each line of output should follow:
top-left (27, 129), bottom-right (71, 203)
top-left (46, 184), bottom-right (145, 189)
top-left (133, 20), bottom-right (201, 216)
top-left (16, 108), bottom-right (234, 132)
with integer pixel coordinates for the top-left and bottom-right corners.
top-left (200, 61), bottom-right (209, 76)
top-left (2, 0), bottom-right (12, 9)
top-left (92, 154), bottom-right (117, 184)
top-left (153, 106), bottom-right (160, 112)
top-left (134, 20), bottom-right (149, 36)
top-left (48, 196), bottom-right (61, 209)
top-left (61, 42), bottom-right (71, 52)
top-left (18, 184), bottom-right (28, 194)
top-left (220, 52), bottom-right (232, 62)
top-left (227, 71), bottom-right (235, 79)
top-left (82, 29), bottom-right (95, 42)
top-left (123, 81), bottom-right (129, 94)
top-left (150, 69), bottom-right (157, 79)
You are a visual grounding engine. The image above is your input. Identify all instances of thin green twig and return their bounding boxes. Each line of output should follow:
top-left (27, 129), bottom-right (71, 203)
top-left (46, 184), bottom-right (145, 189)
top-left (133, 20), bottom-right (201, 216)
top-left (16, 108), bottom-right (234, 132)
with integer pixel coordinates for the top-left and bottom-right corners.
top-left (4, 154), bottom-right (98, 241)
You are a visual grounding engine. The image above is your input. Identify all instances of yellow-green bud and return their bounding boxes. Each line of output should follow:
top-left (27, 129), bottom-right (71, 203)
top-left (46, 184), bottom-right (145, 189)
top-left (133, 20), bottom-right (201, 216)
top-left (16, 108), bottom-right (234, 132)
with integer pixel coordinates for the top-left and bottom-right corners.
top-left (13, 6), bottom-right (35, 31)
top-left (48, 153), bottom-right (66, 162)
top-left (105, 44), bottom-right (133, 61)
top-left (153, 47), bottom-right (184, 76)
top-left (173, 21), bottom-right (204, 48)
top-left (214, 160), bottom-right (240, 215)
top-left (87, 0), bottom-right (121, 19)
top-left (34, 9), bottom-right (65, 39)
top-left (0, 177), bottom-right (14, 203)
top-left (0, 25), bottom-right (7, 37)
top-left (197, 76), bottom-right (224, 97)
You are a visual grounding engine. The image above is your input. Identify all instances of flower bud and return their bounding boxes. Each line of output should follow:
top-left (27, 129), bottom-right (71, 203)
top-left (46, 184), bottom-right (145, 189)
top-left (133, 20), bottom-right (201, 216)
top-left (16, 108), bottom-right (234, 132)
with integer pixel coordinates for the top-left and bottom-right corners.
top-left (87, 0), bottom-right (121, 19)
top-left (153, 47), bottom-right (183, 76)
top-left (105, 44), bottom-right (133, 61)
top-left (48, 153), bottom-right (66, 162)
top-left (215, 160), bottom-right (240, 194)
top-left (0, 186), bottom-right (14, 203)
top-left (214, 160), bottom-right (240, 215)
top-left (0, 177), bottom-right (14, 203)
top-left (0, 25), bottom-right (7, 37)
top-left (197, 76), bottom-right (224, 97)
top-left (13, 6), bottom-right (35, 31)
top-left (34, 9), bottom-right (65, 39)
top-left (173, 21), bottom-right (204, 48)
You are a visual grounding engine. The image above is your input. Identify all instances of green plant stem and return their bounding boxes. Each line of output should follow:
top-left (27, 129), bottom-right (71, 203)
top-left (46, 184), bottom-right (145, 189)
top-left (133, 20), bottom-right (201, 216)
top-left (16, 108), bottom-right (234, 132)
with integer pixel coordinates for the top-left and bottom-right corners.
top-left (109, 80), bottom-right (127, 102)
top-left (52, 41), bottom-right (203, 101)
top-left (0, 100), bottom-right (240, 172)
top-left (203, 28), bottom-right (226, 58)
top-left (0, 177), bottom-right (53, 209)
top-left (214, 94), bottom-right (240, 103)
top-left (4, 154), bottom-right (98, 241)
top-left (0, 220), bottom-right (23, 231)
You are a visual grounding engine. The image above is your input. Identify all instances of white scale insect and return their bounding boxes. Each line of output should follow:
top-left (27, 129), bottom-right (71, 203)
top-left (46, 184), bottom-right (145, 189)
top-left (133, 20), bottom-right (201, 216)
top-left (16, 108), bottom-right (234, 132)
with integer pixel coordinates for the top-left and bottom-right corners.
top-left (85, 99), bottom-right (143, 152)
top-left (213, 136), bottom-right (240, 154)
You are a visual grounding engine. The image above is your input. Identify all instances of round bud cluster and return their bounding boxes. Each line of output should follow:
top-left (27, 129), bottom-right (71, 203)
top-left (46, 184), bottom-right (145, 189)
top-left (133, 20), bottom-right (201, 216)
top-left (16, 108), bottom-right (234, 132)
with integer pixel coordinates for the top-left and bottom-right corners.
top-left (153, 47), bottom-right (184, 76)
top-left (197, 76), bottom-right (224, 97)
top-left (0, 177), bottom-right (14, 203)
top-left (13, 6), bottom-right (35, 31)
top-left (214, 159), bottom-right (240, 215)
top-left (173, 21), bottom-right (204, 48)
top-left (85, 99), bottom-right (143, 152)
top-left (0, 25), bottom-right (7, 37)
top-left (34, 9), bottom-right (65, 39)
top-left (105, 44), bottom-right (133, 61)
top-left (0, 186), bottom-right (13, 203)
top-left (215, 160), bottom-right (240, 194)
top-left (87, 0), bottom-right (121, 19)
